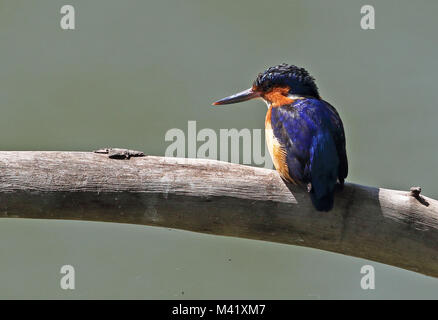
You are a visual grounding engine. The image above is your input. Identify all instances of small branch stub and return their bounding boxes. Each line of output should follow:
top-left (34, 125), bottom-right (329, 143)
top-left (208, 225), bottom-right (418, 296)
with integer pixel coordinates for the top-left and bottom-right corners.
top-left (410, 186), bottom-right (422, 197)
top-left (410, 186), bottom-right (429, 207)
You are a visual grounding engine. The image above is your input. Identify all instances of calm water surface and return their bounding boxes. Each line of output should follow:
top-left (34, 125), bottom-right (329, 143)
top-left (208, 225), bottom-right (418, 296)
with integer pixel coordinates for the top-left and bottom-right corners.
top-left (0, 0), bottom-right (437, 298)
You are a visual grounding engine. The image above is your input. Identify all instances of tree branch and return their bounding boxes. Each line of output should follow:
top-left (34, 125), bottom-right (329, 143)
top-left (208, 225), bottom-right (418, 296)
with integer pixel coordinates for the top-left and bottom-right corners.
top-left (0, 151), bottom-right (437, 277)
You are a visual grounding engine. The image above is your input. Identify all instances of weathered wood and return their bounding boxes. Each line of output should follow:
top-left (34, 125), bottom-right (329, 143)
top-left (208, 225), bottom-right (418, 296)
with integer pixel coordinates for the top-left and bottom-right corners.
top-left (0, 151), bottom-right (437, 277)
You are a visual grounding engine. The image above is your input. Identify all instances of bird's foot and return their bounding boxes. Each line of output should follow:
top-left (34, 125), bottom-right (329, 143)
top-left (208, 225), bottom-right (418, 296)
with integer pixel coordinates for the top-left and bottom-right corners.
top-left (307, 183), bottom-right (312, 193)
top-left (333, 178), bottom-right (346, 192)
top-left (94, 147), bottom-right (145, 160)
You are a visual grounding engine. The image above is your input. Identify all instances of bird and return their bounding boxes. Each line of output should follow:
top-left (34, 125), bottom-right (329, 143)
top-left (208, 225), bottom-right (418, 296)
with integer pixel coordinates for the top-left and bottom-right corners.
top-left (213, 63), bottom-right (348, 211)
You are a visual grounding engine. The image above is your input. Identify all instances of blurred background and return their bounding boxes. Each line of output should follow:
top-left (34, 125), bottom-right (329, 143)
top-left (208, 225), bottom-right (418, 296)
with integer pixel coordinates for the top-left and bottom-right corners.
top-left (0, 0), bottom-right (437, 299)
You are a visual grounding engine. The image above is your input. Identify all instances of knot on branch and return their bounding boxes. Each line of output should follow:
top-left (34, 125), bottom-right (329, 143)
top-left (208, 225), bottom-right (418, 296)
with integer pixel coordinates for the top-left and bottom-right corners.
top-left (94, 148), bottom-right (145, 160)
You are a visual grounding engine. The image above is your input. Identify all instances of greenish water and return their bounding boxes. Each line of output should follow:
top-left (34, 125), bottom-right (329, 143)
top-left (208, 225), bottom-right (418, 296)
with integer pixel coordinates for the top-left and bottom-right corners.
top-left (0, 0), bottom-right (437, 299)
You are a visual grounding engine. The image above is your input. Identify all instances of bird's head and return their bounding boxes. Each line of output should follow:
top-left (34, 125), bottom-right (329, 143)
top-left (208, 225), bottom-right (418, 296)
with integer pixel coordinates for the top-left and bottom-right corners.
top-left (213, 63), bottom-right (320, 107)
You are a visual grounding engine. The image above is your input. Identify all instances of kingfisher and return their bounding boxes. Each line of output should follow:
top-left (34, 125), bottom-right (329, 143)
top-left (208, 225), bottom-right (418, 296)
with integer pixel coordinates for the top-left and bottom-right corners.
top-left (213, 63), bottom-right (348, 211)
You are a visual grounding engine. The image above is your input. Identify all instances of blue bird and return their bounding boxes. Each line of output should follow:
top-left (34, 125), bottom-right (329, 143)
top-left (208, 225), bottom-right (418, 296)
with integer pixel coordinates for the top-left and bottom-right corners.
top-left (213, 64), bottom-right (348, 211)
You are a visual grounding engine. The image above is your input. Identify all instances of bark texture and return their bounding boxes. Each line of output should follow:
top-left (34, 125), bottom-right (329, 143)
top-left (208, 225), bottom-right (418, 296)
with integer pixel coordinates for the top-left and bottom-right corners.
top-left (0, 151), bottom-right (437, 277)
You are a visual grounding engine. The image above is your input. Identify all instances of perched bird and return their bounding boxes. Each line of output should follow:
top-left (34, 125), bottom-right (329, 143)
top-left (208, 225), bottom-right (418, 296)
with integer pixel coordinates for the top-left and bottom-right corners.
top-left (213, 64), bottom-right (348, 211)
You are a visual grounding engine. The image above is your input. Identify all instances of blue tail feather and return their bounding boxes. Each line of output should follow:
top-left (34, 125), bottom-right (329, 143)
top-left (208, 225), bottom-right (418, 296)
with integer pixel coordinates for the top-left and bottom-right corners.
top-left (309, 131), bottom-right (339, 211)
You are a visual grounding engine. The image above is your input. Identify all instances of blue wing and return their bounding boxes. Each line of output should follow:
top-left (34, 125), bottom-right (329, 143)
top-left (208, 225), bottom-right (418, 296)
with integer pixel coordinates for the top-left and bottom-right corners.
top-left (323, 101), bottom-right (348, 185)
top-left (270, 98), bottom-right (347, 211)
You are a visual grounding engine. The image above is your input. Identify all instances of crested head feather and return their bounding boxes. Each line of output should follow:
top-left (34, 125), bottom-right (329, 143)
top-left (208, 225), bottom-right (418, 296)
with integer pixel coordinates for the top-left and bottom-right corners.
top-left (253, 63), bottom-right (320, 99)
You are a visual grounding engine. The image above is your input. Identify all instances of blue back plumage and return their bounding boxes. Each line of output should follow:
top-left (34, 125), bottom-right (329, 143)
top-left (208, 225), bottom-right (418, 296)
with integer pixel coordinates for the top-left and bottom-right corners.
top-left (270, 98), bottom-right (347, 211)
